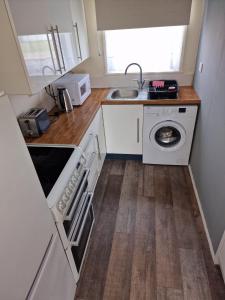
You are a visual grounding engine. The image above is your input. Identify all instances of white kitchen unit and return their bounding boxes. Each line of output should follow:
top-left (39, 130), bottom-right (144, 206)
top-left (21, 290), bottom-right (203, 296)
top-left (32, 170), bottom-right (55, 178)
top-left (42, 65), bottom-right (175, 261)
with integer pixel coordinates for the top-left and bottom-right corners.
top-left (27, 234), bottom-right (76, 300)
top-left (79, 108), bottom-right (106, 191)
top-left (0, 93), bottom-right (76, 299)
top-left (0, 0), bottom-right (89, 95)
top-left (102, 105), bottom-right (143, 154)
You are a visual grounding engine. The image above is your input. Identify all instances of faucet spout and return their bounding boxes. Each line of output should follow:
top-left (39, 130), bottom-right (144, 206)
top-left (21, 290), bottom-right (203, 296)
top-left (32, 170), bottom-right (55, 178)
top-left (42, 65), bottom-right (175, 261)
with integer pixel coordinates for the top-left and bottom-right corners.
top-left (124, 63), bottom-right (145, 90)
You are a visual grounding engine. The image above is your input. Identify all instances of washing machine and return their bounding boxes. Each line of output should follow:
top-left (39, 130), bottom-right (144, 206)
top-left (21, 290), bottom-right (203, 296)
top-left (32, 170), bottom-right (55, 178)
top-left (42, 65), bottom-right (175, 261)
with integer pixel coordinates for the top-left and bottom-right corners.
top-left (143, 105), bottom-right (198, 165)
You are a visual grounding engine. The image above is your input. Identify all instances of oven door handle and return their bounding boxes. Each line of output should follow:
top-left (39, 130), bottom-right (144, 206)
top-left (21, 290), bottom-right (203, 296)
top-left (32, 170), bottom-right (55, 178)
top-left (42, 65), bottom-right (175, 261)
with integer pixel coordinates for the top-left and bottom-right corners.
top-left (65, 168), bottom-right (90, 221)
top-left (67, 191), bottom-right (88, 241)
top-left (70, 192), bottom-right (94, 247)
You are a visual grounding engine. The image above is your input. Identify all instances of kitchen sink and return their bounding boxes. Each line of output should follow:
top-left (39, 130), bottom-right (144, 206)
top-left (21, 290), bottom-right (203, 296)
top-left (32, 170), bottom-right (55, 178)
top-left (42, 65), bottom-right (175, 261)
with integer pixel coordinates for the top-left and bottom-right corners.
top-left (107, 88), bottom-right (148, 100)
top-left (111, 89), bottom-right (139, 99)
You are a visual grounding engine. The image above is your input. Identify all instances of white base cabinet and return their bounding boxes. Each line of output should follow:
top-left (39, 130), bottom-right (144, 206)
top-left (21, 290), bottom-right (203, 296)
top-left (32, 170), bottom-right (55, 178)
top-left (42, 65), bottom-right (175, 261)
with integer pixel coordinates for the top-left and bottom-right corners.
top-left (102, 105), bottom-right (143, 154)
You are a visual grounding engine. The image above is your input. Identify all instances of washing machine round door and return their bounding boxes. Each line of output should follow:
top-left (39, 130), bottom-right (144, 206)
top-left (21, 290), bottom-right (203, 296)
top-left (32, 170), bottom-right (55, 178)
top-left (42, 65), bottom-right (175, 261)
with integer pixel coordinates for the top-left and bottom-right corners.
top-left (150, 121), bottom-right (186, 151)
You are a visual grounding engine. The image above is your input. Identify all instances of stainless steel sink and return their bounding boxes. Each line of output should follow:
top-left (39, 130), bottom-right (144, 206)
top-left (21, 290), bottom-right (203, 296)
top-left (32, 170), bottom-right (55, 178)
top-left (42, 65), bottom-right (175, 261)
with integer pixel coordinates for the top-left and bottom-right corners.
top-left (107, 88), bottom-right (148, 100)
top-left (110, 89), bottom-right (139, 99)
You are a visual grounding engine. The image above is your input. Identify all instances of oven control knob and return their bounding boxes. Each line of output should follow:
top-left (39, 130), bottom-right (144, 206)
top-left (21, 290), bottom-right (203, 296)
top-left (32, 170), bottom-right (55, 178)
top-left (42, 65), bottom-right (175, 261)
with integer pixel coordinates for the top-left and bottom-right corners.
top-left (62, 195), bottom-right (69, 203)
top-left (57, 200), bottom-right (66, 211)
top-left (69, 182), bottom-right (74, 190)
top-left (65, 188), bottom-right (71, 197)
top-left (71, 176), bottom-right (77, 184)
top-left (74, 170), bottom-right (79, 178)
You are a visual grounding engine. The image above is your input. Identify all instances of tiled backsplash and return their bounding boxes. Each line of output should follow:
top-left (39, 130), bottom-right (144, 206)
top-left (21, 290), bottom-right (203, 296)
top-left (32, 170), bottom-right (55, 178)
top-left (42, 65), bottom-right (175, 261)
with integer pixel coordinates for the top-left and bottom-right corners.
top-left (9, 90), bottom-right (55, 117)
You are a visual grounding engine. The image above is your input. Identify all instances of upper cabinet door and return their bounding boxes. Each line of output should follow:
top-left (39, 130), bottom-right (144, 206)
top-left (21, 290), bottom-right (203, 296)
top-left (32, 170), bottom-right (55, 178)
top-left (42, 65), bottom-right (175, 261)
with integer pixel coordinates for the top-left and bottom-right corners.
top-left (3, 0), bottom-right (88, 94)
top-left (6, 0), bottom-right (62, 92)
top-left (71, 0), bottom-right (90, 62)
top-left (47, 0), bottom-right (80, 72)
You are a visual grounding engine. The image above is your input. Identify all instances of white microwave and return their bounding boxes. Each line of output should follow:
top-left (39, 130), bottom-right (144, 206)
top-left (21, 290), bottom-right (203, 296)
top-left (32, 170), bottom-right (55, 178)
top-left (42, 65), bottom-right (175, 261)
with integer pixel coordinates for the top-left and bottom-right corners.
top-left (53, 73), bottom-right (91, 106)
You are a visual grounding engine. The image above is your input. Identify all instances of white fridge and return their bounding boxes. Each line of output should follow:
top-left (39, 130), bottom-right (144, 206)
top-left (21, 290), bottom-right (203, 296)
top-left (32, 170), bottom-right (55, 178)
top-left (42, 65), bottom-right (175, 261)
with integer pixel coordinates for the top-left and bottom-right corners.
top-left (0, 93), bottom-right (76, 299)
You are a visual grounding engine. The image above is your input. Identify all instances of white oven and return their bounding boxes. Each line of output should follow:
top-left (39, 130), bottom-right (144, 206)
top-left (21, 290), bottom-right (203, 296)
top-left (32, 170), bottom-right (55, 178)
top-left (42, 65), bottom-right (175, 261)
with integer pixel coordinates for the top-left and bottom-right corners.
top-left (28, 144), bottom-right (96, 283)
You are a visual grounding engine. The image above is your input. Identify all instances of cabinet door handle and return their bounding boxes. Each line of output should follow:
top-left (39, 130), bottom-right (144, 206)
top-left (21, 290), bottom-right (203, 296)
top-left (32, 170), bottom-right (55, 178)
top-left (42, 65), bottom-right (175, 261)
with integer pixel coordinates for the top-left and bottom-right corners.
top-left (95, 134), bottom-right (101, 160)
top-left (55, 25), bottom-right (66, 72)
top-left (137, 118), bottom-right (140, 143)
top-left (46, 32), bottom-right (57, 74)
top-left (73, 23), bottom-right (82, 60)
top-left (48, 26), bottom-right (62, 73)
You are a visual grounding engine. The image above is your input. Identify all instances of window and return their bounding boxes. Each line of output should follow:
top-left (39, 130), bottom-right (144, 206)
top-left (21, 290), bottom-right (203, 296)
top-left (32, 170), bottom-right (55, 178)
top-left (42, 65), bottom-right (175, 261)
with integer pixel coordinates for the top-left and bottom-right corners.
top-left (104, 26), bottom-right (186, 74)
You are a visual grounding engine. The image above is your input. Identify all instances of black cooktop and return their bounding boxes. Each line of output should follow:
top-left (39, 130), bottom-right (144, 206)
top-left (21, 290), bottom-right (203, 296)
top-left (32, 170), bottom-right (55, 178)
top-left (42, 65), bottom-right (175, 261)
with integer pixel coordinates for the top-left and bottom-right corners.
top-left (28, 146), bottom-right (74, 197)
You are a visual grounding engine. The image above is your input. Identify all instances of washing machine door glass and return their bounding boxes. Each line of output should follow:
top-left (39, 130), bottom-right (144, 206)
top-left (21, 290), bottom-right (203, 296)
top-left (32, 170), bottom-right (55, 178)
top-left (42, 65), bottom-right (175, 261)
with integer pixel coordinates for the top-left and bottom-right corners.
top-left (150, 121), bottom-right (186, 151)
top-left (155, 126), bottom-right (181, 147)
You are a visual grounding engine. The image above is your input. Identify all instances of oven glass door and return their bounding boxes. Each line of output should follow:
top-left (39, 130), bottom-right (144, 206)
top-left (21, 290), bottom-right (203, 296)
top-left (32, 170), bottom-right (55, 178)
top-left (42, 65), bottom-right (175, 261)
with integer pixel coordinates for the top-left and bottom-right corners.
top-left (70, 193), bottom-right (94, 272)
top-left (72, 206), bottom-right (94, 271)
top-left (63, 169), bottom-right (89, 237)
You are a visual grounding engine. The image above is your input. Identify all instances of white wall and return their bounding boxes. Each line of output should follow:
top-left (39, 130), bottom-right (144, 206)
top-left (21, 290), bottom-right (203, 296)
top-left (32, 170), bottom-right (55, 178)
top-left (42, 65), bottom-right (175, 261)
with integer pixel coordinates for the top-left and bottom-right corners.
top-left (74, 0), bottom-right (205, 87)
top-left (9, 90), bottom-right (55, 117)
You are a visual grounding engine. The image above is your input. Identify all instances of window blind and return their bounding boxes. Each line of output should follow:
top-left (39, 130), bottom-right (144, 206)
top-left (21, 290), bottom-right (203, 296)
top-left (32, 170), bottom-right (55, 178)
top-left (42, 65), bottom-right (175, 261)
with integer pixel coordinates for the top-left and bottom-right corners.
top-left (95, 0), bottom-right (192, 30)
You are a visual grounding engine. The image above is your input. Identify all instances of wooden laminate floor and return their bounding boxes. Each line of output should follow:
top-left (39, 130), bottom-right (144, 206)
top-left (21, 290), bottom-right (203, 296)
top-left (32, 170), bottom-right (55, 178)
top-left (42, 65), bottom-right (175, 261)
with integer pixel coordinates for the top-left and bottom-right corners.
top-left (75, 160), bottom-right (225, 300)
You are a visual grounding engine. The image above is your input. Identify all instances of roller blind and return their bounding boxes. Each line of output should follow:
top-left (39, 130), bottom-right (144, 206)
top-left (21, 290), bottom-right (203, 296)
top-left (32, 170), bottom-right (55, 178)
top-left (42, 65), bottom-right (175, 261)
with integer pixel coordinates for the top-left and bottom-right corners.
top-left (95, 0), bottom-right (192, 30)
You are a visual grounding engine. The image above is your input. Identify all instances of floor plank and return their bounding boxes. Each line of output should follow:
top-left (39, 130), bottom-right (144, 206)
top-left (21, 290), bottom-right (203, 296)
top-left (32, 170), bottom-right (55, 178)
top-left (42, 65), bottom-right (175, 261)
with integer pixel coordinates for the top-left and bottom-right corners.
top-left (155, 206), bottom-right (182, 289)
top-left (170, 167), bottom-right (200, 250)
top-left (157, 287), bottom-right (184, 300)
top-left (115, 160), bottom-right (139, 234)
top-left (75, 160), bottom-right (225, 300)
top-left (130, 196), bottom-right (156, 300)
top-left (143, 164), bottom-right (154, 197)
top-left (154, 166), bottom-right (182, 289)
top-left (103, 232), bottom-right (132, 300)
top-left (75, 172), bottom-right (123, 300)
top-left (179, 248), bottom-right (212, 300)
top-left (110, 159), bottom-right (126, 175)
top-left (154, 166), bottom-right (172, 208)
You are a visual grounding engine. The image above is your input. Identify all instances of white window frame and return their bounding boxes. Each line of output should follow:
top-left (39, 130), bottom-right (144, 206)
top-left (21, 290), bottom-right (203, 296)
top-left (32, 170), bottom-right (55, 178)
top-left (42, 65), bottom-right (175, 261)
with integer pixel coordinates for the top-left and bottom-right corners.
top-left (102, 27), bottom-right (187, 75)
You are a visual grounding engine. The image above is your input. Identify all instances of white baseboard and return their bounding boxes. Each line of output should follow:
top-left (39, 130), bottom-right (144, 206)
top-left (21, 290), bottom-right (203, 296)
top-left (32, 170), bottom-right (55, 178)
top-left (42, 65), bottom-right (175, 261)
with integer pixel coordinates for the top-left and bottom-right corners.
top-left (188, 165), bottom-right (217, 264)
top-left (216, 231), bottom-right (225, 264)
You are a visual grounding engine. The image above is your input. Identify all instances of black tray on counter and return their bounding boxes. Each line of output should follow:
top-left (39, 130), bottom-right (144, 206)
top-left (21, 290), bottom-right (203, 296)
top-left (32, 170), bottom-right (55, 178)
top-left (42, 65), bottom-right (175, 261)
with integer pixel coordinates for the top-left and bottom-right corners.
top-left (148, 80), bottom-right (178, 99)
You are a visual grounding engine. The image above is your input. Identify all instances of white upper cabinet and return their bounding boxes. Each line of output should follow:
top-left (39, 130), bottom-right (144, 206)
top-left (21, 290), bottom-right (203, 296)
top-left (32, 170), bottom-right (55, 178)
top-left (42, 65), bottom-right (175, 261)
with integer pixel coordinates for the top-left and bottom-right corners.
top-left (0, 0), bottom-right (89, 95)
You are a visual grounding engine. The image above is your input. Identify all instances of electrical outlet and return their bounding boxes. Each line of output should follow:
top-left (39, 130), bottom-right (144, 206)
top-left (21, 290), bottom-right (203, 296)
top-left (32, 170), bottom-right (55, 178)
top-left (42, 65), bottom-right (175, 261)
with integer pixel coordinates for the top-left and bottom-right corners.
top-left (199, 62), bottom-right (204, 73)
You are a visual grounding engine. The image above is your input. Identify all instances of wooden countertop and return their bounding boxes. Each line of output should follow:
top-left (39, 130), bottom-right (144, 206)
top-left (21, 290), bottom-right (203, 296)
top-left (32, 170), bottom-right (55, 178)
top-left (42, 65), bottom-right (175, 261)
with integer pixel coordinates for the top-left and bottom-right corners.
top-left (26, 89), bottom-right (103, 145)
top-left (26, 86), bottom-right (200, 145)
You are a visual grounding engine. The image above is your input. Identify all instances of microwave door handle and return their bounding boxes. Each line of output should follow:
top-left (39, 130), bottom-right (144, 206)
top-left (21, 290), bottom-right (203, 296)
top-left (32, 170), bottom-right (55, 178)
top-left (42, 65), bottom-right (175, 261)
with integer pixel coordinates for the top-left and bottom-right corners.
top-left (70, 193), bottom-right (94, 247)
top-left (65, 168), bottom-right (90, 221)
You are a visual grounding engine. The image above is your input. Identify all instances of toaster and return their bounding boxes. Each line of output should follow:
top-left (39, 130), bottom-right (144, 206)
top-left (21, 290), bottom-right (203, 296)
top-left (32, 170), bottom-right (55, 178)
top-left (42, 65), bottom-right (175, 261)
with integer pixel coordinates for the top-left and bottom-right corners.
top-left (18, 108), bottom-right (50, 137)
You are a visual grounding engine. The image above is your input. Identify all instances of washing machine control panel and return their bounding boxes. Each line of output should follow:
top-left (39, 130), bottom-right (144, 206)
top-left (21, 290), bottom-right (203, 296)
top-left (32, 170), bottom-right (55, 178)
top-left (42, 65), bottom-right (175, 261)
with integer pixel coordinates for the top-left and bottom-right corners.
top-left (144, 106), bottom-right (188, 116)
